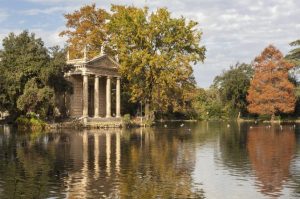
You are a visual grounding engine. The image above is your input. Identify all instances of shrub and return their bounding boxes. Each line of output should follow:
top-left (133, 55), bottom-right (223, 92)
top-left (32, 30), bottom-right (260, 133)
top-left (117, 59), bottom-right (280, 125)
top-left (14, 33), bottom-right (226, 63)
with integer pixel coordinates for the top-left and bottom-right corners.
top-left (16, 116), bottom-right (30, 129)
top-left (16, 113), bottom-right (47, 131)
top-left (122, 114), bottom-right (131, 127)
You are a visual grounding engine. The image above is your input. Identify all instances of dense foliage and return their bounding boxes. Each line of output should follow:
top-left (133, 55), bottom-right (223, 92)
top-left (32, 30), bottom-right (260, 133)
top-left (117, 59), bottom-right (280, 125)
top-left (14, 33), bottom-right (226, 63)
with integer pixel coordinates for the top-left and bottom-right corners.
top-left (213, 63), bottom-right (253, 117)
top-left (59, 4), bottom-right (109, 59)
top-left (190, 63), bottom-right (253, 120)
top-left (191, 88), bottom-right (225, 120)
top-left (247, 45), bottom-right (296, 118)
top-left (286, 39), bottom-right (300, 67)
top-left (0, 31), bottom-right (70, 121)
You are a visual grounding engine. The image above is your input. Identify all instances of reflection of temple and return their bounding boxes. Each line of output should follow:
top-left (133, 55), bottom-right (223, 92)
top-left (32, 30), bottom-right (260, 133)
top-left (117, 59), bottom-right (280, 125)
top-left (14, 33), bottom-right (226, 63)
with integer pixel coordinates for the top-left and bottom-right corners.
top-left (64, 130), bottom-right (122, 198)
top-left (247, 126), bottom-right (296, 197)
top-left (0, 127), bottom-right (202, 198)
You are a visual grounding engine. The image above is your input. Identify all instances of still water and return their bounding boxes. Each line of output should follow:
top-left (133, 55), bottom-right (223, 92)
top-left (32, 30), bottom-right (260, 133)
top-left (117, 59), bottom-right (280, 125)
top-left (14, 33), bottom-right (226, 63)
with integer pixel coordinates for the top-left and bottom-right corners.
top-left (0, 122), bottom-right (300, 199)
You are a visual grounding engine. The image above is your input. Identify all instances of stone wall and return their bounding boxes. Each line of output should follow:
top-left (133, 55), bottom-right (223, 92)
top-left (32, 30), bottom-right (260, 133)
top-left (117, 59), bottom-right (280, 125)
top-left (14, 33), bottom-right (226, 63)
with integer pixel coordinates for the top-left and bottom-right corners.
top-left (69, 75), bottom-right (83, 117)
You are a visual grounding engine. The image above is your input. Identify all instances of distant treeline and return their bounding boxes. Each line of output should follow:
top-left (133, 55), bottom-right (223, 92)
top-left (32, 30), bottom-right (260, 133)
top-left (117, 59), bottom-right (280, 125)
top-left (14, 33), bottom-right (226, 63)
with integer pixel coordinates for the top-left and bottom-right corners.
top-left (189, 43), bottom-right (300, 121)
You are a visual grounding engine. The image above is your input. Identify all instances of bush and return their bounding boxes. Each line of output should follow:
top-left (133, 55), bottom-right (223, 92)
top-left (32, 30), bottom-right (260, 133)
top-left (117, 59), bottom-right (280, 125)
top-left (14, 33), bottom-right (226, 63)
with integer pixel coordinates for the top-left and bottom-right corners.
top-left (16, 113), bottom-right (47, 131)
top-left (16, 116), bottom-right (30, 128)
top-left (122, 114), bottom-right (131, 127)
top-left (29, 117), bottom-right (46, 130)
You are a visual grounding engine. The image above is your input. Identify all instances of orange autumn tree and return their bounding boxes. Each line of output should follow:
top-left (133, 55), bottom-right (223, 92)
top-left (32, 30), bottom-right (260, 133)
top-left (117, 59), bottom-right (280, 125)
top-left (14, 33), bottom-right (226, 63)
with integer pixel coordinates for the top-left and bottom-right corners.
top-left (247, 45), bottom-right (296, 120)
top-left (59, 4), bottom-right (109, 59)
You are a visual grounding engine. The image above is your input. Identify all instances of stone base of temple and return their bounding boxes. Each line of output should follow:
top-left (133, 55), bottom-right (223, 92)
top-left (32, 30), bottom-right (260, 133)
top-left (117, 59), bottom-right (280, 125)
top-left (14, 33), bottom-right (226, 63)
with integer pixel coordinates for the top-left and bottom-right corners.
top-left (47, 117), bottom-right (123, 129)
top-left (84, 117), bottom-right (122, 128)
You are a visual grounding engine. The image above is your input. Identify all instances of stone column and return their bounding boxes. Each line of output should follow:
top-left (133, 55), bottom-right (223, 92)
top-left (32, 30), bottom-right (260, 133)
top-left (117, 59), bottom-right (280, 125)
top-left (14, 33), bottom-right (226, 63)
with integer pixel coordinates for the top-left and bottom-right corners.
top-left (94, 75), bottom-right (100, 118)
top-left (116, 77), bottom-right (121, 118)
top-left (83, 74), bottom-right (89, 117)
top-left (106, 76), bottom-right (111, 118)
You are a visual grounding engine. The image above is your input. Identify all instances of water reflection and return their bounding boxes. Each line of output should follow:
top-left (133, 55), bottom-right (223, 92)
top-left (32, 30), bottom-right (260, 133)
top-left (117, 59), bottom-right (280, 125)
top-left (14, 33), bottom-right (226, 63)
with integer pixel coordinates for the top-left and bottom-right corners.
top-left (0, 126), bottom-right (203, 198)
top-left (219, 122), bottom-right (250, 175)
top-left (1, 123), bottom-right (300, 198)
top-left (247, 126), bottom-right (296, 197)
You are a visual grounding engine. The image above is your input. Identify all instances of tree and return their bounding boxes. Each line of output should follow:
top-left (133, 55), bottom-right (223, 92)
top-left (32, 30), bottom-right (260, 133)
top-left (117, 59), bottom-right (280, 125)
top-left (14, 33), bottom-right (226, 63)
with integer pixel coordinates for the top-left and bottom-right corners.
top-left (60, 5), bottom-right (206, 116)
top-left (59, 4), bottom-right (109, 59)
top-left (286, 39), bottom-right (300, 116)
top-left (17, 78), bottom-right (55, 118)
top-left (0, 31), bottom-right (50, 117)
top-left (109, 5), bottom-right (206, 114)
top-left (213, 63), bottom-right (253, 117)
top-left (192, 88), bottom-right (225, 120)
top-left (0, 31), bottom-right (70, 120)
top-left (247, 45), bottom-right (296, 119)
top-left (286, 39), bottom-right (300, 67)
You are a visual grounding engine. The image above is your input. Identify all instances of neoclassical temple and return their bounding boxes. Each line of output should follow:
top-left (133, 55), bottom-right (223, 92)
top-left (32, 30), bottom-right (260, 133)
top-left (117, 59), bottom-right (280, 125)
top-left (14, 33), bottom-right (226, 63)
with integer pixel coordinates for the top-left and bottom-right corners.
top-left (65, 49), bottom-right (121, 119)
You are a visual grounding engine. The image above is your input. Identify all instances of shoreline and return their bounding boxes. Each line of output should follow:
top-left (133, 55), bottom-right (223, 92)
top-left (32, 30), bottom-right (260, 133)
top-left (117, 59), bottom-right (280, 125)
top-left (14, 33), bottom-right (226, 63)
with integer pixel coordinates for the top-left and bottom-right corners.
top-left (3, 117), bottom-right (300, 131)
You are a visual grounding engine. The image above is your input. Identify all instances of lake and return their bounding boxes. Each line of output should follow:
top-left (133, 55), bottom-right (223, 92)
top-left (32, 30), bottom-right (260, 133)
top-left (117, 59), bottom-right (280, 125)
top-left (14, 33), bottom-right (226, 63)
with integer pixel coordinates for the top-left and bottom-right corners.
top-left (0, 122), bottom-right (300, 198)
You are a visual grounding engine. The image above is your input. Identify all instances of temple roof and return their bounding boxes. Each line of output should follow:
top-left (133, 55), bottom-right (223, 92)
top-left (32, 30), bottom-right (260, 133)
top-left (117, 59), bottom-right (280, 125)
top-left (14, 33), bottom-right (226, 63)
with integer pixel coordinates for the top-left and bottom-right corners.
top-left (66, 54), bottom-right (120, 77)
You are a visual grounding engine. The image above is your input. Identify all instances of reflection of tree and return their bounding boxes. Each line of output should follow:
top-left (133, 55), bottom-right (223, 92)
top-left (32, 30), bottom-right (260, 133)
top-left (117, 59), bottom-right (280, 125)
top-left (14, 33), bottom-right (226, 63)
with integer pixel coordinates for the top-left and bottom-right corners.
top-left (219, 122), bottom-right (250, 175)
top-left (119, 128), bottom-right (204, 199)
top-left (0, 128), bottom-right (65, 198)
top-left (247, 126), bottom-right (296, 197)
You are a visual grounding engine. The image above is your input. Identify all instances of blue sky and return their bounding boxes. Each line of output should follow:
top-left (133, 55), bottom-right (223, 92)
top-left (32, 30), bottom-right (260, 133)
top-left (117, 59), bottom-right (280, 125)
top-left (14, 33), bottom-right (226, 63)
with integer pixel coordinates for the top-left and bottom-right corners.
top-left (1, 0), bottom-right (299, 88)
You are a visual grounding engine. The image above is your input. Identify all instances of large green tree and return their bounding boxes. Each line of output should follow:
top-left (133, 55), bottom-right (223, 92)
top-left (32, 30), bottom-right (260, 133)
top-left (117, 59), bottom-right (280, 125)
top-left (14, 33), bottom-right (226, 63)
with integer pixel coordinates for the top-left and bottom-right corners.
top-left (285, 39), bottom-right (300, 115)
top-left (0, 31), bottom-right (70, 120)
top-left (192, 88), bottom-right (225, 120)
top-left (109, 5), bottom-right (205, 114)
top-left (0, 31), bottom-right (49, 117)
top-left (286, 40), bottom-right (300, 67)
top-left (213, 63), bottom-right (253, 117)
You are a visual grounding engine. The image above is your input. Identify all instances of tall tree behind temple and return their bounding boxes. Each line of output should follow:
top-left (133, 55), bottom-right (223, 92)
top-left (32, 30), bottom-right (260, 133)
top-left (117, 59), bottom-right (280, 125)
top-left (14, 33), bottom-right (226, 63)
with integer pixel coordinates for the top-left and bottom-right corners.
top-left (247, 45), bottom-right (296, 119)
top-left (60, 5), bottom-right (206, 116)
top-left (108, 5), bottom-right (206, 114)
top-left (59, 4), bottom-right (109, 59)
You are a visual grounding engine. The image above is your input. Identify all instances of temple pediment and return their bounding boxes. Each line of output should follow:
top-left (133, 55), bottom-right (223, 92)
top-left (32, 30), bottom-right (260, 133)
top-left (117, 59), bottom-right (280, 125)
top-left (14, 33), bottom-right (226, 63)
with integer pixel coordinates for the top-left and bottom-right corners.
top-left (66, 54), bottom-right (120, 77)
top-left (86, 54), bottom-right (120, 69)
